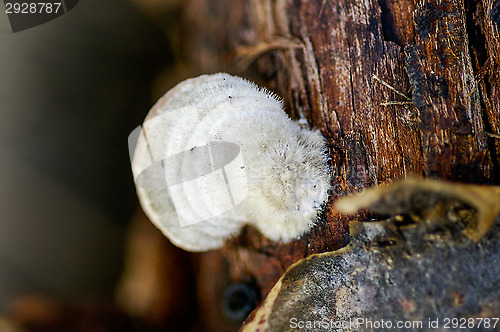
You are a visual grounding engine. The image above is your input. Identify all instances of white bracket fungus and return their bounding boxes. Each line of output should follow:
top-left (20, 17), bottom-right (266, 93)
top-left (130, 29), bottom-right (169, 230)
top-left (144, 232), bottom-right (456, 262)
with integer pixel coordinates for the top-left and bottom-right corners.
top-left (130, 73), bottom-right (331, 251)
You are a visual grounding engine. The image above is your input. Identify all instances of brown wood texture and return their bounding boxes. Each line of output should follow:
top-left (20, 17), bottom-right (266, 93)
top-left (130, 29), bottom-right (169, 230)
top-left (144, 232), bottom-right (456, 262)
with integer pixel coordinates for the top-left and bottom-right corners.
top-left (154, 0), bottom-right (500, 329)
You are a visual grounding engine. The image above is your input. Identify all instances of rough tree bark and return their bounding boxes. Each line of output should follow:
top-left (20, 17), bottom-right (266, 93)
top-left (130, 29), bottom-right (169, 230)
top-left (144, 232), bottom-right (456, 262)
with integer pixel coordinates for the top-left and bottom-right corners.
top-left (145, 0), bottom-right (500, 330)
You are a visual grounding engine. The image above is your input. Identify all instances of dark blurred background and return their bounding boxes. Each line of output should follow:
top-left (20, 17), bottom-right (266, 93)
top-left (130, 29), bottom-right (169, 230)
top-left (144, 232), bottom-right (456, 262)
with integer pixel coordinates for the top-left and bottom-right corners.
top-left (0, 0), bottom-right (176, 329)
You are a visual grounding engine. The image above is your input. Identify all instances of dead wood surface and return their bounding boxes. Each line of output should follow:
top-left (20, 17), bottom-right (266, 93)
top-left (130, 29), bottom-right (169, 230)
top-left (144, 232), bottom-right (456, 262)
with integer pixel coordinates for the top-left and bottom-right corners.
top-left (143, 0), bottom-right (500, 329)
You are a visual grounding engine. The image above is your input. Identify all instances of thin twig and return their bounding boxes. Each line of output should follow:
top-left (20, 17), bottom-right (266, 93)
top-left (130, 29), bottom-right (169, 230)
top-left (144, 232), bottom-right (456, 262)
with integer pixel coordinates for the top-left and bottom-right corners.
top-left (486, 132), bottom-right (500, 140)
top-left (380, 101), bottom-right (414, 107)
top-left (373, 75), bottom-right (411, 101)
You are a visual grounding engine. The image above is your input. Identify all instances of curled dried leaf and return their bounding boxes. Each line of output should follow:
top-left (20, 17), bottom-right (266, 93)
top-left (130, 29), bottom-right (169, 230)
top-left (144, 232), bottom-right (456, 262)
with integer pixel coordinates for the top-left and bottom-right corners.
top-left (335, 177), bottom-right (500, 242)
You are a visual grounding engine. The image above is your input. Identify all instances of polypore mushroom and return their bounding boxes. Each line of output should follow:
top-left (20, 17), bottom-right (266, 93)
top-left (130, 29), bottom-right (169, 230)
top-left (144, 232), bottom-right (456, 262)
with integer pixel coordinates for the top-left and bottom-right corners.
top-left (130, 73), bottom-right (331, 251)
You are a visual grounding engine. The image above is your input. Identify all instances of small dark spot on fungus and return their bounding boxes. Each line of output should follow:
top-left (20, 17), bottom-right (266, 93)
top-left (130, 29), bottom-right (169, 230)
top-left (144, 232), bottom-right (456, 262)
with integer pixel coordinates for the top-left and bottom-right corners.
top-left (490, 1), bottom-right (500, 28)
top-left (222, 282), bottom-right (259, 321)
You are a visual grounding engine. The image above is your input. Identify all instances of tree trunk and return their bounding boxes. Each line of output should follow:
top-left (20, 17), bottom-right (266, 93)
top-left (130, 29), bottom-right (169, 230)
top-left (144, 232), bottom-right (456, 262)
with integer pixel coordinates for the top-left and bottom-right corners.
top-left (155, 0), bottom-right (500, 329)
